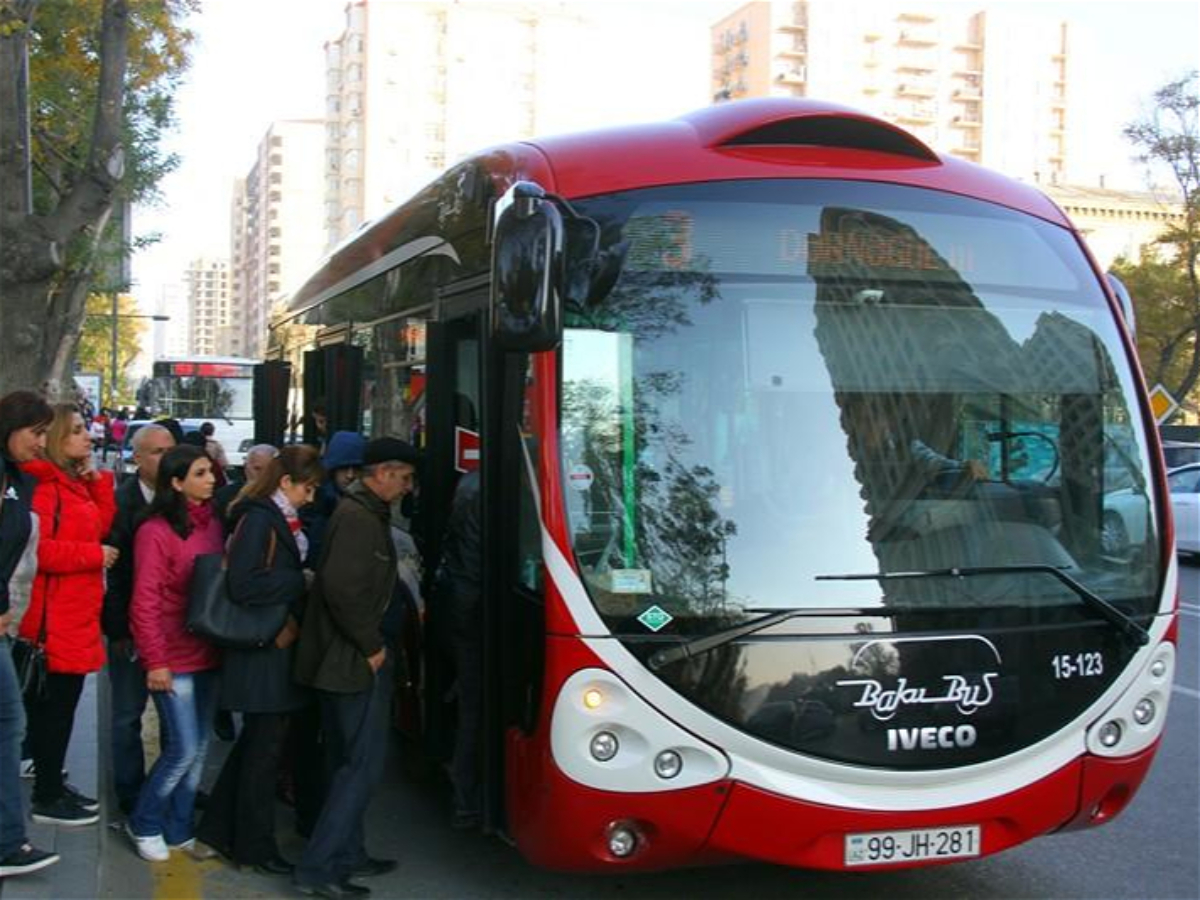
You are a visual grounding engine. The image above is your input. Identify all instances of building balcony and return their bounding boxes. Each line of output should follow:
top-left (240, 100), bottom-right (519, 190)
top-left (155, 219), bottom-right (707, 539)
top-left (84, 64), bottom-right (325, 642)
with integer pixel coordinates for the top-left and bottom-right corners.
top-left (777, 23), bottom-right (807, 33)
top-left (896, 107), bottom-right (937, 125)
top-left (778, 47), bottom-right (807, 59)
top-left (952, 115), bottom-right (982, 128)
top-left (777, 67), bottom-right (807, 84)
top-left (898, 29), bottom-right (938, 46)
top-left (896, 60), bottom-right (937, 74)
top-left (897, 11), bottom-right (936, 22)
top-left (897, 81), bottom-right (936, 98)
top-left (953, 85), bottom-right (982, 99)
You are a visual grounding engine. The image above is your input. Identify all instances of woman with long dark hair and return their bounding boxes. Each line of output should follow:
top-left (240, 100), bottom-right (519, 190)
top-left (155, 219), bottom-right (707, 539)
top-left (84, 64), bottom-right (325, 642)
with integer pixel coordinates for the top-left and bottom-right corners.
top-left (196, 445), bottom-right (323, 875)
top-left (126, 445), bottom-right (223, 862)
top-left (18, 404), bottom-right (117, 826)
top-left (0, 391), bottom-right (59, 877)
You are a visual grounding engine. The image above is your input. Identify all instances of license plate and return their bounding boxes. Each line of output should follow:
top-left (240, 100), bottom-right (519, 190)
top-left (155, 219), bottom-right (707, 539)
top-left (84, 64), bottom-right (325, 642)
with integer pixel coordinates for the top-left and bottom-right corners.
top-left (845, 825), bottom-right (981, 867)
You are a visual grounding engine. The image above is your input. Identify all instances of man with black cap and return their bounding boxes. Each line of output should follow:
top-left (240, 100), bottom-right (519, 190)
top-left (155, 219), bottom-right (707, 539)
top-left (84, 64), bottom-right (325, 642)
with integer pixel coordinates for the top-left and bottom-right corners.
top-left (293, 437), bottom-right (418, 899)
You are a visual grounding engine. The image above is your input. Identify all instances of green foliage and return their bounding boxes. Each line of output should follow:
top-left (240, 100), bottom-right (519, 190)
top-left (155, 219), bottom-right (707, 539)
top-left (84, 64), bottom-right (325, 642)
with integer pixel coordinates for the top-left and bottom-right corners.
top-left (1112, 249), bottom-right (1194, 395)
top-left (29, 0), bottom-right (198, 214)
top-left (1122, 71), bottom-right (1200, 407)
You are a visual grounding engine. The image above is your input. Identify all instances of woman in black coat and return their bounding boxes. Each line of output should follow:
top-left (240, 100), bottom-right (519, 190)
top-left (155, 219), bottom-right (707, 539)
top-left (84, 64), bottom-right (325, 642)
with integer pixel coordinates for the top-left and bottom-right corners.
top-left (196, 445), bottom-right (323, 874)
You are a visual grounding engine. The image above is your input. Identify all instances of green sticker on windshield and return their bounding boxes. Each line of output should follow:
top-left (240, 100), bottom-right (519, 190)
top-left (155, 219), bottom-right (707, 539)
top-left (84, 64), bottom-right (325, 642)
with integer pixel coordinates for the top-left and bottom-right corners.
top-left (637, 605), bottom-right (673, 633)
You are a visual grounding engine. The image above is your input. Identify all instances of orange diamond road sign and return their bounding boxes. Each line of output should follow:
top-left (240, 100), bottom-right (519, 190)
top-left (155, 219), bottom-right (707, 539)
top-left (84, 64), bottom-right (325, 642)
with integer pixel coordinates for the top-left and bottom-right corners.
top-left (1149, 384), bottom-right (1178, 425)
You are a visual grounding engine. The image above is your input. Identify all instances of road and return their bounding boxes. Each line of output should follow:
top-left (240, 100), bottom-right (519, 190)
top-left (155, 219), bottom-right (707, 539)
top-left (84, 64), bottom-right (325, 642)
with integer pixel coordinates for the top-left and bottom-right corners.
top-left (87, 566), bottom-right (1198, 900)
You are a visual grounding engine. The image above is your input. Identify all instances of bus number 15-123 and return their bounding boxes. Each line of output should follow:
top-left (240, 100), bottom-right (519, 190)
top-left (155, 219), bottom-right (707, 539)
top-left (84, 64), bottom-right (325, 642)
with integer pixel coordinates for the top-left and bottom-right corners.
top-left (1051, 652), bottom-right (1103, 680)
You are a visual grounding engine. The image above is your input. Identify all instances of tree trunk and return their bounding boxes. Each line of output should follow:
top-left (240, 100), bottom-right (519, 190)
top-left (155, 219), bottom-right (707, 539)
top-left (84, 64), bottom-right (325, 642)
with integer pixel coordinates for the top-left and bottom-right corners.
top-left (0, 279), bottom-right (59, 396)
top-left (0, 0), bottom-right (129, 398)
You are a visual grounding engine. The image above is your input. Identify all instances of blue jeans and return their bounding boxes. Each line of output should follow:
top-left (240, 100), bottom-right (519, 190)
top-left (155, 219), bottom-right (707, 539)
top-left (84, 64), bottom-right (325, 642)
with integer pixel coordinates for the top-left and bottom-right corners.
top-left (0, 636), bottom-right (29, 857)
top-left (128, 670), bottom-right (217, 846)
top-left (107, 639), bottom-right (149, 811)
top-left (296, 659), bottom-right (393, 886)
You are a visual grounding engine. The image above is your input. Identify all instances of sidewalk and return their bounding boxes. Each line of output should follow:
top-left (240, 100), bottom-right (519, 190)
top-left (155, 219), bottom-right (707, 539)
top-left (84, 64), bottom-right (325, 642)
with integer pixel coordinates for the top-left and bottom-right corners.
top-left (0, 675), bottom-right (102, 900)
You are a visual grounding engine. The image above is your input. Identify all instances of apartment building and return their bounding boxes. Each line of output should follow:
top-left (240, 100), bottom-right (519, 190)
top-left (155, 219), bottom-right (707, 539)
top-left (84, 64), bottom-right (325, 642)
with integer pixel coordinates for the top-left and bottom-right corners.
top-left (1046, 184), bottom-right (1185, 270)
top-left (321, 0), bottom-right (590, 249)
top-left (186, 258), bottom-right (230, 357)
top-left (230, 120), bottom-right (326, 357)
top-left (711, 2), bottom-right (1073, 184)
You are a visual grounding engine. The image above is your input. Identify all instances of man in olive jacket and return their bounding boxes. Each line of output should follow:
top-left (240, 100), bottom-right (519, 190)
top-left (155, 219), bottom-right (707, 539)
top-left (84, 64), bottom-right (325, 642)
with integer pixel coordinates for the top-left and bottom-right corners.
top-left (294, 437), bottom-right (418, 898)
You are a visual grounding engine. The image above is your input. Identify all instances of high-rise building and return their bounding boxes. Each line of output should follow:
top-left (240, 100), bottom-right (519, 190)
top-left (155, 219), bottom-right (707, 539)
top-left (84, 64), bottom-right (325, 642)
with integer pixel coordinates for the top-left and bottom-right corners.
top-left (153, 283), bottom-right (190, 360)
top-left (710, 3), bottom-right (1073, 184)
top-left (230, 120), bottom-right (326, 357)
top-left (186, 258), bottom-right (230, 357)
top-left (321, 0), bottom-right (589, 249)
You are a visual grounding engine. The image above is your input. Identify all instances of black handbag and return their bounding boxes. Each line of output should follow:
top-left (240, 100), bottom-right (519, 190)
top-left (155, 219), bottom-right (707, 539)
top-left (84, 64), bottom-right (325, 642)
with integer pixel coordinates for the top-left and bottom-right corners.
top-left (5, 475), bottom-right (52, 701)
top-left (12, 636), bottom-right (48, 700)
top-left (186, 523), bottom-right (288, 649)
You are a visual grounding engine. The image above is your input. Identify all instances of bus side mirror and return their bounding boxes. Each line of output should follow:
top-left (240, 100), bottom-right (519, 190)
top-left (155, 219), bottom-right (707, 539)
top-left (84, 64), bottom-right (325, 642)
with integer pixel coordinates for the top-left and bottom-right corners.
top-left (1107, 272), bottom-right (1136, 337)
top-left (491, 181), bottom-right (564, 352)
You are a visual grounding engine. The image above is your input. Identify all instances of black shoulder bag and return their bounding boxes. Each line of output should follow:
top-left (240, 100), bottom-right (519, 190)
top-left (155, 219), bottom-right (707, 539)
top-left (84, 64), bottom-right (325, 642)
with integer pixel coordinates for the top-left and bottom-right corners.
top-left (10, 484), bottom-right (59, 702)
top-left (186, 518), bottom-right (287, 649)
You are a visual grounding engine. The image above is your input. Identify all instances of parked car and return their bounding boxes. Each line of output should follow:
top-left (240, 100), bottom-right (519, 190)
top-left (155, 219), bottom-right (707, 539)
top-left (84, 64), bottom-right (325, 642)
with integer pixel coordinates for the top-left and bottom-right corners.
top-left (1168, 463), bottom-right (1200, 556)
top-left (1163, 440), bottom-right (1200, 470)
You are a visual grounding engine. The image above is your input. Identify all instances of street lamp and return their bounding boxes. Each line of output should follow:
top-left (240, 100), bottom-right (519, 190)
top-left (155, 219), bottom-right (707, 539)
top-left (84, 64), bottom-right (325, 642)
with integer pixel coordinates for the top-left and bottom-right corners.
top-left (86, 295), bottom-right (169, 407)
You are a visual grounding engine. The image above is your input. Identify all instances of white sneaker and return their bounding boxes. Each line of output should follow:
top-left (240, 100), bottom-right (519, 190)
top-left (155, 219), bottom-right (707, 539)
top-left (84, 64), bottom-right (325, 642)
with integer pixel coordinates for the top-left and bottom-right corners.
top-left (125, 824), bottom-right (169, 862)
top-left (18, 759), bottom-right (35, 779)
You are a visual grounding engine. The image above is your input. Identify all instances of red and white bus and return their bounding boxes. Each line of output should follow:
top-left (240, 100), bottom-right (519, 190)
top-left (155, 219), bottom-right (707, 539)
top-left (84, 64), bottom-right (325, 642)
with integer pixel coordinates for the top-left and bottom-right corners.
top-left (271, 99), bottom-right (1176, 872)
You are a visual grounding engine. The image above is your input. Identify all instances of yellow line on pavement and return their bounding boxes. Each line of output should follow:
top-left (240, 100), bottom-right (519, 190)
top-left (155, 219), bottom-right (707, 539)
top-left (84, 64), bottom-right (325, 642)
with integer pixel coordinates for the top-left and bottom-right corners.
top-left (150, 851), bottom-right (212, 900)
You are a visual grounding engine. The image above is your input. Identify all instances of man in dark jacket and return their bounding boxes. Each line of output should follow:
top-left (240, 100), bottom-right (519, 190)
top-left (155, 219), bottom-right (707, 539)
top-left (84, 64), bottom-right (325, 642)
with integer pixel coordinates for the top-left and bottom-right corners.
top-left (294, 437), bottom-right (418, 897)
top-left (102, 423), bottom-right (174, 814)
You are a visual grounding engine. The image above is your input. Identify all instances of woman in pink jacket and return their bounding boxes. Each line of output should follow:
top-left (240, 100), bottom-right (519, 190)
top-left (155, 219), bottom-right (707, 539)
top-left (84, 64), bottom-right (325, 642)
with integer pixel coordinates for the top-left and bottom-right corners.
top-left (19, 404), bottom-right (117, 827)
top-left (126, 444), bottom-right (223, 862)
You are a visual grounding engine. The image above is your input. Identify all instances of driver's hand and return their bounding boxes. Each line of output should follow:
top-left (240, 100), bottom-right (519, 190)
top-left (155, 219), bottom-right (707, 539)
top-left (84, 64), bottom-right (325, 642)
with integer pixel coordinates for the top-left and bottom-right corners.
top-left (965, 460), bottom-right (989, 481)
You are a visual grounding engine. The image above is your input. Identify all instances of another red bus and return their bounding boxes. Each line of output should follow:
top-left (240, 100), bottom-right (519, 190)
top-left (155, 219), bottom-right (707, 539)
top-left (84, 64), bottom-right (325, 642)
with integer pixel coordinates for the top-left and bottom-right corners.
top-left (270, 98), bottom-right (1177, 872)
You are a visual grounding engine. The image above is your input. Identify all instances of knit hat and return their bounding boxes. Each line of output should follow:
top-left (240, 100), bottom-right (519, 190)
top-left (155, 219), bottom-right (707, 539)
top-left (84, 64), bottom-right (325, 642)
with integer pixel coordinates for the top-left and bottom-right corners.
top-left (323, 431), bottom-right (366, 471)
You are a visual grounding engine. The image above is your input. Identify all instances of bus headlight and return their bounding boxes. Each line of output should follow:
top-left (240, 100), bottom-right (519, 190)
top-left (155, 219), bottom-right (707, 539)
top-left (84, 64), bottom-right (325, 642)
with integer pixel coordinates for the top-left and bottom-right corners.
top-left (653, 749), bottom-right (682, 779)
top-left (590, 731), bottom-right (619, 762)
top-left (1098, 720), bottom-right (1122, 748)
top-left (1132, 698), bottom-right (1156, 726)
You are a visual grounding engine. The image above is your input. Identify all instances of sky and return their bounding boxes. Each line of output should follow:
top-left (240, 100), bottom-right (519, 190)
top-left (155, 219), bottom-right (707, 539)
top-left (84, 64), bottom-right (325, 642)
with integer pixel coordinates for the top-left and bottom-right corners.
top-left (129, 0), bottom-right (1200, 340)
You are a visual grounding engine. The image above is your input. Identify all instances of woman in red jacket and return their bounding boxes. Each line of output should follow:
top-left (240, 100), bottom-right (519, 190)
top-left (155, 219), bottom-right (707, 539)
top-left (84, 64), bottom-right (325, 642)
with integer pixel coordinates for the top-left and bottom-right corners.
top-left (126, 444), bottom-right (223, 862)
top-left (19, 403), bottom-right (117, 827)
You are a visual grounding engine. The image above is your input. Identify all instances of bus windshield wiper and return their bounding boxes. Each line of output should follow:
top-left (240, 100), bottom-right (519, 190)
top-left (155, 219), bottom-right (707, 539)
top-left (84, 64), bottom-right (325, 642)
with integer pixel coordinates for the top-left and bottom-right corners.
top-left (646, 564), bottom-right (1148, 671)
top-left (816, 565), bottom-right (1150, 647)
top-left (647, 606), bottom-right (868, 670)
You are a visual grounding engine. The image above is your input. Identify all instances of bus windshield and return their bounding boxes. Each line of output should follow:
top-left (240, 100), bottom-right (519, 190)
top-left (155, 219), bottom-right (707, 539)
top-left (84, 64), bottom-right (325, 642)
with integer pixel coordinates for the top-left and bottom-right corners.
top-left (146, 372), bottom-right (253, 421)
top-left (560, 180), bottom-right (1162, 636)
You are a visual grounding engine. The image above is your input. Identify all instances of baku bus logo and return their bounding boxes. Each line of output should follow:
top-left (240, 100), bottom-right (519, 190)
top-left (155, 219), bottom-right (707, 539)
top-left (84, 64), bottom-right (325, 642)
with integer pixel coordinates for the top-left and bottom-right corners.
top-left (836, 635), bottom-right (1002, 722)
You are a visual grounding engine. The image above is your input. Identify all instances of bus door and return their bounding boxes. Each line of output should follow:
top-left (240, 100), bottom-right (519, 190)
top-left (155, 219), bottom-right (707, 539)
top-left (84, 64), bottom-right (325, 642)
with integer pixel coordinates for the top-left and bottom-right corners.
top-left (424, 286), bottom-right (545, 835)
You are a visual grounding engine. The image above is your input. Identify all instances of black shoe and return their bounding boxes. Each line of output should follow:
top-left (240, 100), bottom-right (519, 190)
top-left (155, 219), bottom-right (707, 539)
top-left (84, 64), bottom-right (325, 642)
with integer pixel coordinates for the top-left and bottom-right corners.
top-left (61, 783), bottom-right (99, 812)
top-left (214, 710), bottom-right (235, 742)
top-left (294, 879), bottom-right (371, 899)
top-left (351, 857), bottom-right (397, 878)
top-left (30, 795), bottom-right (99, 827)
top-left (252, 855), bottom-right (294, 876)
top-left (0, 843), bottom-right (61, 877)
